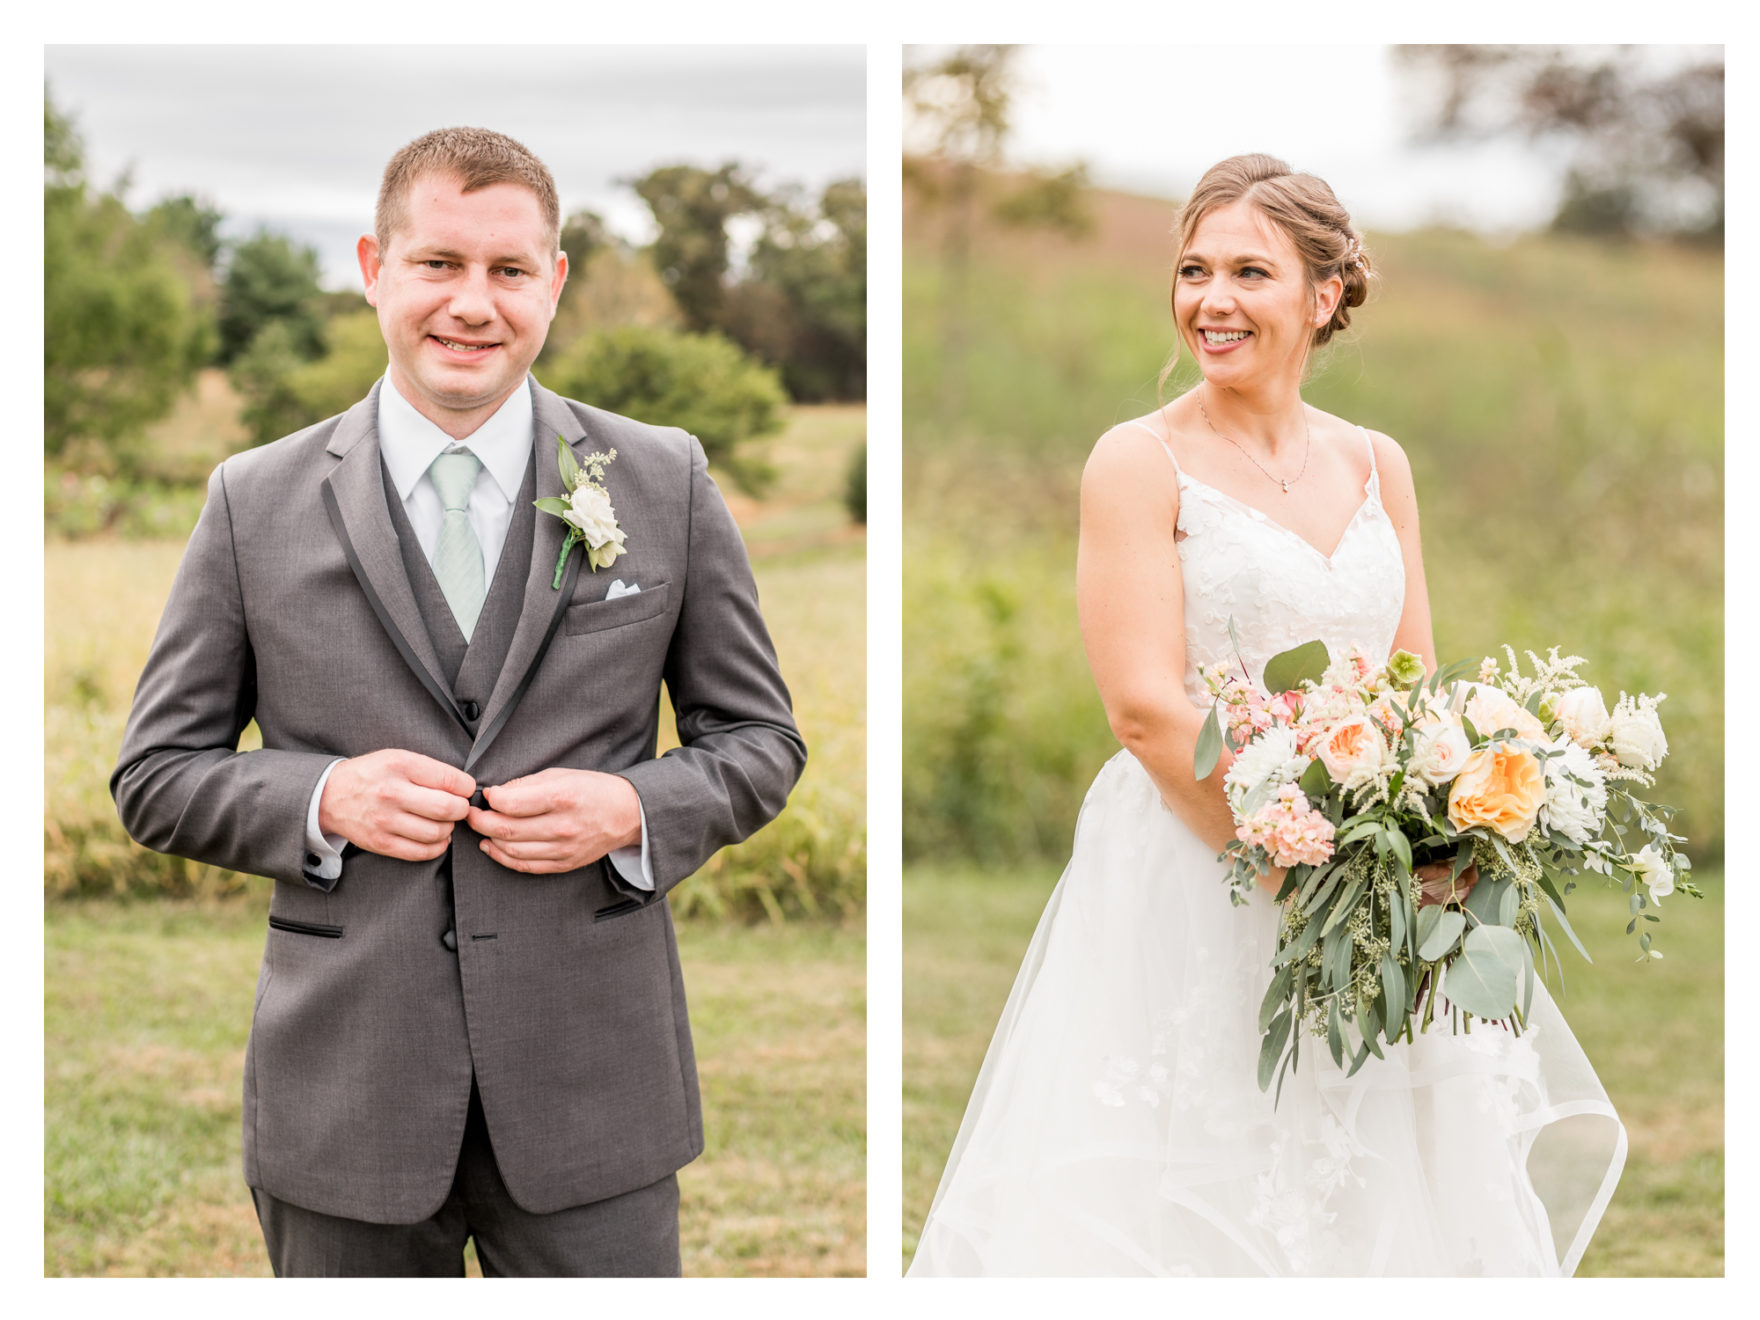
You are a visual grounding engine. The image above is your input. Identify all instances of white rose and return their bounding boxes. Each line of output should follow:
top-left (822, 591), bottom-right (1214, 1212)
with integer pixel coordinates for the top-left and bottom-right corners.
top-left (1631, 843), bottom-right (1674, 903)
top-left (1408, 719), bottom-right (1471, 788)
top-left (1554, 686), bottom-right (1612, 748)
top-left (564, 483), bottom-right (623, 549)
top-left (1607, 696), bottom-right (1668, 771)
top-left (1224, 726), bottom-right (1308, 813)
top-left (1538, 736), bottom-right (1608, 846)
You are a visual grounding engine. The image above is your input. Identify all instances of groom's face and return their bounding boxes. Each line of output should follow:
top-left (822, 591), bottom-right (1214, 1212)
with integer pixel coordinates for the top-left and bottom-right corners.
top-left (358, 172), bottom-right (568, 435)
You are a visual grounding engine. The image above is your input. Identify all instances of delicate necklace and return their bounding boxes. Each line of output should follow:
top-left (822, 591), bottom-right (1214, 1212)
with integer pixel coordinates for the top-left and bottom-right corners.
top-left (1197, 387), bottom-right (1311, 494)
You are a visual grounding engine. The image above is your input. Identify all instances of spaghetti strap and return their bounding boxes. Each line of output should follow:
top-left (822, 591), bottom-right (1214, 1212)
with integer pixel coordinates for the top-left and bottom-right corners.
top-left (1118, 416), bottom-right (1182, 475)
top-left (1358, 425), bottom-right (1378, 479)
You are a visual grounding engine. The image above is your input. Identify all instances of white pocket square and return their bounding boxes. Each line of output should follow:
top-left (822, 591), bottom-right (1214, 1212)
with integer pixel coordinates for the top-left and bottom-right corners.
top-left (605, 579), bottom-right (640, 600)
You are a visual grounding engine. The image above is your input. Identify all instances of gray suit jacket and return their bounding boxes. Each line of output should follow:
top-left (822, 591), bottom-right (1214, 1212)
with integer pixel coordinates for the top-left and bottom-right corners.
top-left (112, 379), bottom-right (807, 1223)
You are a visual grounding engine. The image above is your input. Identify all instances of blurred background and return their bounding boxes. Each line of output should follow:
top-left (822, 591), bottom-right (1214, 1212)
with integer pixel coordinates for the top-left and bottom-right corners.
top-left (44, 45), bottom-right (864, 1276)
top-left (902, 43), bottom-right (1722, 1276)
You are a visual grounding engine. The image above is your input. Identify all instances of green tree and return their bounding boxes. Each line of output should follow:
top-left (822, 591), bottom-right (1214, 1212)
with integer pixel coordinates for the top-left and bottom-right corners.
top-left (731, 177), bottom-right (867, 402)
top-left (1394, 45), bottom-right (1724, 240)
top-left (629, 163), bottom-right (765, 332)
top-left (144, 194), bottom-right (225, 273)
top-left (231, 308), bottom-right (387, 450)
top-left (44, 90), bottom-right (213, 470)
top-left (218, 231), bottom-right (327, 365)
top-left (544, 325), bottom-right (787, 494)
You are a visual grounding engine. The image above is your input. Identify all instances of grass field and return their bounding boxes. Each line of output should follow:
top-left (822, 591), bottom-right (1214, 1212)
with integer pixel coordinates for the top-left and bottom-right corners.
top-left (902, 864), bottom-right (1723, 1277)
top-left (45, 897), bottom-right (864, 1276)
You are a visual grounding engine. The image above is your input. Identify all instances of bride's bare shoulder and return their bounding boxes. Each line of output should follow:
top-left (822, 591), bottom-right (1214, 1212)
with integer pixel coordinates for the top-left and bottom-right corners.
top-left (1085, 408), bottom-right (1179, 491)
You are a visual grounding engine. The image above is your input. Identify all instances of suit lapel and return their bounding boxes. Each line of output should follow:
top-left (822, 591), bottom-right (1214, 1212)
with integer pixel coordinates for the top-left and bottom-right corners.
top-left (464, 380), bottom-right (588, 772)
top-left (321, 384), bottom-right (470, 733)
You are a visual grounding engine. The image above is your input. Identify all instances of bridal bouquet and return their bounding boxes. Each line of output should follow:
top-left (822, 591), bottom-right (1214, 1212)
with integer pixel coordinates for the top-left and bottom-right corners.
top-left (1193, 639), bottom-right (1695, 1098)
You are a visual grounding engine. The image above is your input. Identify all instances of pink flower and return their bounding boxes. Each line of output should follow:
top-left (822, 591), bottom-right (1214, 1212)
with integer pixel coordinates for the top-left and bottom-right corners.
top-left (1236, 785), bottom-right (1336, 868)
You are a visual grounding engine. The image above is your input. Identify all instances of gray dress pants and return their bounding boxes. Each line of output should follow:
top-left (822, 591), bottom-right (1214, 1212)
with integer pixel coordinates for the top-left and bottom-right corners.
top-left (250, 1079), bottom-right (682, 1277)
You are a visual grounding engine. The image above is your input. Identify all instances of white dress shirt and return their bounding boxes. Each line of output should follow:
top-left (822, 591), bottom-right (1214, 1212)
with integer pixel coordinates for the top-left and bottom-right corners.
top-left (304, 375), bottom-right (653, 890)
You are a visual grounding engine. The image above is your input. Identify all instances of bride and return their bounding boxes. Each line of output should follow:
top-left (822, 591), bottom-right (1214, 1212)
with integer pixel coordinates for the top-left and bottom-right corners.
top-left (908, 155), bottom-right (1625, 1277)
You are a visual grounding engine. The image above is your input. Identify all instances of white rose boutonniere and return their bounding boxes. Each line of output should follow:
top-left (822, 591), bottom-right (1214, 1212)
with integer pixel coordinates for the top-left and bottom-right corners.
top-left (534, 436), bottom-right (627, 586)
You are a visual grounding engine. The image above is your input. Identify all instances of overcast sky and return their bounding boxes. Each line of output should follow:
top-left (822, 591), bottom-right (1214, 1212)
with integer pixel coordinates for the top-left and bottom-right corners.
top-left (911, 43), bottom-right (1722, 235)
top-left (45, 44), bottom-right (866, 289)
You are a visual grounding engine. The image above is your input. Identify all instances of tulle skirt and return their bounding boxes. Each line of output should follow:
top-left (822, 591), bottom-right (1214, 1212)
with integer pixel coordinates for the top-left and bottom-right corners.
top-left (909, 751), bottom-right (1625, 1277)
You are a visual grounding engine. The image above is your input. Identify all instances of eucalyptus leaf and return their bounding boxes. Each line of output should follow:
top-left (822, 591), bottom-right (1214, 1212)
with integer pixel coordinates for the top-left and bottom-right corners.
top-left (1389, 888), bottom-right (1407, 955)
top-left (1441, 924), bottom-right (1525, 1020)
top-left (1327, 997), bottom-right (1345, 1068)
top-left (1263, 640), bottom-right (1331, 695)
top-left (1414, 904), bottom-right (1444, 952)
top-left (1385, 828), bottom-right (1413, 875)
top-left (1382, 951), bottom-right (1407, 1021)
top-left (1325, 922), bottom-right (1354, 987)
top-left (1520, 939), bottom-right (1536, 1024)
top-left (1464, 875), bottom-right (1509, 928)
top-left (533, 496), bottom-right (571, 516)
top-left (1275, 916), bottom-right (1325, 967)
top-left (1541, 890), bottom-right (1593, 964)
top-left (555, 434), bottom-right (581, 488)
top-left (1194, 704), bottom-right (1224, 781)
top-left (1258, 1010), bottom-right (1292, 1092)
top-left (1299, 759), bottom-right (1333, 798)
top-left (1418, 909), bottom-right (1466, 960)
top-left (1498, 881), bottom-right (1521, 928)
top-left (1321, 873), bottom-right (1369, 934)
top-left (1259, 965), bottom-right (1293, 1033)
top-left (1346, 1037), bottom-right (1372, 1077)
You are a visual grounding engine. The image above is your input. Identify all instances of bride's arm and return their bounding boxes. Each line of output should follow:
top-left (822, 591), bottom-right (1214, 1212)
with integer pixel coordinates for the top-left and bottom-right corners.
top-left (1370, 430), bottom-right (1438, 670)
top-left (1077, 425), bottom-right (1247, 868)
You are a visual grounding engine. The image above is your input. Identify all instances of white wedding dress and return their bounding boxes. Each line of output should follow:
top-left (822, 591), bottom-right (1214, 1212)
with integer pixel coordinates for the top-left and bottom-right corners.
top-left (909, 425), bottom-right (1625, 1277)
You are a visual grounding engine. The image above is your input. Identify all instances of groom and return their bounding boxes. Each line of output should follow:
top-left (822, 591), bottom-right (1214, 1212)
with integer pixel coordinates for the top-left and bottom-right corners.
top-left (111, 128), bottom-right (806, 1276)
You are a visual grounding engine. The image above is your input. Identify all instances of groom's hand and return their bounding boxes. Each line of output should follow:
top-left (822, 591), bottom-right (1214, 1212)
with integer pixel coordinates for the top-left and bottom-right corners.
top-left (469, 769), bottom-right (642, 874)
top-left (318, 750), bottom-right (475, 861)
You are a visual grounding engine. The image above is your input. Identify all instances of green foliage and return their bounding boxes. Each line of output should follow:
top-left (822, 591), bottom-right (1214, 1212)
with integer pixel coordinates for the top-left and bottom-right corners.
top-left (44, 92), bottom-right (214, 471)
top-left (544, 325), bottom-right (787, 494)
top-left (217, 230), bottom-right (327, 365)
top-left (630, 162), bottom-right (765, 333)
top-left (843, 440), bottom-right (866, 524)
top-left (904, 190), bottom-right (1724, 866)
top-left (230, 309), bottom-right (386, 449)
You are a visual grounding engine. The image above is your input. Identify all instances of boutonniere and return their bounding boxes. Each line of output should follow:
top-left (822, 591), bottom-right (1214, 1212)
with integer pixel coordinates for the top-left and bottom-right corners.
top-left (534, 436), bottom-right (628, 588)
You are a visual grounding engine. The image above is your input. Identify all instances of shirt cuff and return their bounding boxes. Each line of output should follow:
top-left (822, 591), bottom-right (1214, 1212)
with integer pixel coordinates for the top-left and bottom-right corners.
top-left (607, 796), bottom-right (654, 892)
top-left (303, 759), bottom-right (348, 881)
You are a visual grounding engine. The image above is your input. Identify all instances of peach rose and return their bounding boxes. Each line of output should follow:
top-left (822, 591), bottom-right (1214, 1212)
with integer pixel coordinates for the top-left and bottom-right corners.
top-left (1461, 684), bottom-right (1546, 744)
top-left (1317, 715), bottom-right (1392, 790)
top-left (1447, 741), bottom-right (1546, 842)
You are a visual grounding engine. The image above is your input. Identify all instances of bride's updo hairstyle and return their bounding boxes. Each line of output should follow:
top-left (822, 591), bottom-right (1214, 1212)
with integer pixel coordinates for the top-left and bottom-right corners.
top-left (1173, 153), bottom-right (1373, 348)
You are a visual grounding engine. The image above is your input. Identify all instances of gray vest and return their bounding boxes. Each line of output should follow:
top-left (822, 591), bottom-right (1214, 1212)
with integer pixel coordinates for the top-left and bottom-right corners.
top-left (381, 447), bottom-right (538, 733)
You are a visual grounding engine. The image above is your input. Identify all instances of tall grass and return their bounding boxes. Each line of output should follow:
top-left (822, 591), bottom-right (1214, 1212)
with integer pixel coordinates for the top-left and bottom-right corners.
top-left (904, 192), bottom-right (1723, 867)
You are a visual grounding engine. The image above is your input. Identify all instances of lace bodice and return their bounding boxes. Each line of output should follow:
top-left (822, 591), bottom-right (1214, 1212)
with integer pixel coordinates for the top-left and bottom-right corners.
top-left (1123, 419), bottom-right (1406, 702)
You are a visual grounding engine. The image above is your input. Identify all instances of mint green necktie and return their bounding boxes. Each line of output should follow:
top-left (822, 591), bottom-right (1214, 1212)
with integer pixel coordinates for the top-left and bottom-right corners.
top-left (428, 450), bottom-right (485, 640)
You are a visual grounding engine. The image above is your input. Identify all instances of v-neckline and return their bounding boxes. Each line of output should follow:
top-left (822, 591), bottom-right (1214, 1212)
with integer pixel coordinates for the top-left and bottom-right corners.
top-left (1177, 468), bottom-right (1378, 565)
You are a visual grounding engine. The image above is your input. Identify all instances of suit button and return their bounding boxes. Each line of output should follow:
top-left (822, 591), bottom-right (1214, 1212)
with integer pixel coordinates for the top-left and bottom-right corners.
top-left (441, 928), bottom-right (458, 952)
top-left (304, 853), bottom-right (320, 869)
top-left (461, 700), bottom-right (480, 721)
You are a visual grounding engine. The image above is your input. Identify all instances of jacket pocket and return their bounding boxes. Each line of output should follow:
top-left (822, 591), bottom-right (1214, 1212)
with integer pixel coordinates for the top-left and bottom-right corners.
top-left (563, 581), bottom-right (670, 636)
top-left (593, 897), bottom-right (652, 923)
top-left (268, 915), bottom-right (344, 939)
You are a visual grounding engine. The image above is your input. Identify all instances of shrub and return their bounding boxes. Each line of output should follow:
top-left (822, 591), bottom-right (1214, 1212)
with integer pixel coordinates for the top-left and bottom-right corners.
top-left (543, 326), bottom-right (788, 494)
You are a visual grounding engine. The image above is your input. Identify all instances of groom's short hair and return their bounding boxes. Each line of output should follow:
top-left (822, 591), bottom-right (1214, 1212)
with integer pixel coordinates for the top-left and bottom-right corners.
top-left (375, 126), bottom-right (561, 256)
